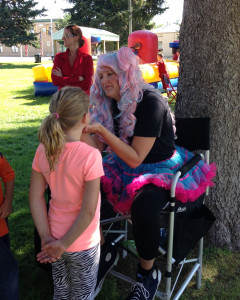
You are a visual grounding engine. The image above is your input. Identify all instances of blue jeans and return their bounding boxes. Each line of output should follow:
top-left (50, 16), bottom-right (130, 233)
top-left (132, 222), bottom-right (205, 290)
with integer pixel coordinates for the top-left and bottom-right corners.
top-left (0, 233), bottom-right (19, 300)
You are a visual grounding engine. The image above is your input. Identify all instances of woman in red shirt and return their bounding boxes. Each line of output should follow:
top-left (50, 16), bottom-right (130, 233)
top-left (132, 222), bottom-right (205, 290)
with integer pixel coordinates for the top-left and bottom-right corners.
top-left (51, 25), bottom-right (94, 96)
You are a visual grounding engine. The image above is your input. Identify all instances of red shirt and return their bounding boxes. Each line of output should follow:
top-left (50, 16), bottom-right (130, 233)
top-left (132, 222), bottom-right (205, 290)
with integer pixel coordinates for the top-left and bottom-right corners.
top-left (156, 60), bottom-right (170, 90)
top-left (51, 48), bottom-right (94, 96)
top-left (0, 153), bottom-right (15, 237)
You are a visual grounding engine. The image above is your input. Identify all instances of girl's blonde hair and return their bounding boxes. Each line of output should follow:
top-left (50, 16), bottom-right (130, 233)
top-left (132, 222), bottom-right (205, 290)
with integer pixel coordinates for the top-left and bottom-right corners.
top-left (38, 87), bottom-right (89, 171)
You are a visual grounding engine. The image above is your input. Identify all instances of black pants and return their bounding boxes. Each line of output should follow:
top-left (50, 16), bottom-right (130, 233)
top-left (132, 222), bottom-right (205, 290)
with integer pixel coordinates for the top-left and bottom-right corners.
top-left (0, 233), bottom-right (19, 300)
top-left (101, 184), bottom-right (169, 261)
top-left (131, 184), bottom-right (169, 260)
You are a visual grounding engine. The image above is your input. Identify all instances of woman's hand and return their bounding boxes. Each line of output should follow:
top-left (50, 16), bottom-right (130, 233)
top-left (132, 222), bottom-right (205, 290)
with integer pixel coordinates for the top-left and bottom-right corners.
top-left (52, 67), bottom-right (63, 77)
top-left (83, 123), bottom-right (103, 135)
top-left (85, 122), bottom-right (156, 168)
top-left (82, 129), bottom-right (106, 153)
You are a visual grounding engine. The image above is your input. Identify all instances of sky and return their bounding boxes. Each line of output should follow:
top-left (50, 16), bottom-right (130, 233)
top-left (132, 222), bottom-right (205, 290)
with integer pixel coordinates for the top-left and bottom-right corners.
top-left (153, 0), bottom-right (184, 25)
top-left (36, 0), bottom-right (184, 24)
top-left (36, 0), bottom-right (73, 19)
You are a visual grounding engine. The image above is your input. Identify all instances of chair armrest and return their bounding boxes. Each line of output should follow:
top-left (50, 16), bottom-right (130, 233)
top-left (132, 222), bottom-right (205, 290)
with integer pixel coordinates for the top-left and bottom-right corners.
top-left (170, 154), bottom-right (203, 198)
top-left (178, 154), bottom-right (203, 178)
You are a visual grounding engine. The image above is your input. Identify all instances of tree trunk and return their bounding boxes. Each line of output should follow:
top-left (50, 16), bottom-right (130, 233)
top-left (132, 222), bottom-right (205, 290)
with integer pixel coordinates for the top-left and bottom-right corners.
top-left (175, 0), bottom-right (240, 249)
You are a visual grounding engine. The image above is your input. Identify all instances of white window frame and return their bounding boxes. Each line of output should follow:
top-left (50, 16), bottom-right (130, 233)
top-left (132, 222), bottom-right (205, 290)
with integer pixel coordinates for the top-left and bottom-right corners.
top-left (12, 46), bottom-right (19, 53)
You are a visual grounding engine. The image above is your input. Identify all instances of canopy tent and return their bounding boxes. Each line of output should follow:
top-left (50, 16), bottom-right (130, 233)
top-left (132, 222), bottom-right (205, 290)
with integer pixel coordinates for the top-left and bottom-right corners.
top-left (52, 26), bottom-right (120, 55)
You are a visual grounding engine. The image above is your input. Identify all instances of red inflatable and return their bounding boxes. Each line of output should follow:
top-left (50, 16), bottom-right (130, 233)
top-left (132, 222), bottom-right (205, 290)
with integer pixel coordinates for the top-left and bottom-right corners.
top-left (80, 35), bottom-right (92, 55)
top-left (128, 30), bottom-right (158, 64)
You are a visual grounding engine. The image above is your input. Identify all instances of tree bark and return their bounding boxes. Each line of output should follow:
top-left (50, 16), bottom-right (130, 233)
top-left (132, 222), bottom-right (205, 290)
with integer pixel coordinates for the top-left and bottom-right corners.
top-left (175, 0), bottom-right (240, 249)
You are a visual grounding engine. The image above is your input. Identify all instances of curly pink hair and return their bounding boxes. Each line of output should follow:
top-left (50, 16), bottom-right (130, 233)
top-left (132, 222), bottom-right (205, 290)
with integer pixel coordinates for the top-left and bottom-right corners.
top-left (90, 47), bottom-right (152, 144)
top-left (90, 47), bottom-right (175, 148)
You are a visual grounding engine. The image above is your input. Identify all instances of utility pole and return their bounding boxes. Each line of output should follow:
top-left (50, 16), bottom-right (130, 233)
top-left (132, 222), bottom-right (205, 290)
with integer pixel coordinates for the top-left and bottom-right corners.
top-left (51, 18), bottom-right (54, 56)
top-left (128, 0), bottom-right (132, 34)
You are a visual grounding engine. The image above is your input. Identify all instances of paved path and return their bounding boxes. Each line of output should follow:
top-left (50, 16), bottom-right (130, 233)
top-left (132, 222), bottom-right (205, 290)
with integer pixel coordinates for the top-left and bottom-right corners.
top-left (0, 56), bottom-right (52, 63)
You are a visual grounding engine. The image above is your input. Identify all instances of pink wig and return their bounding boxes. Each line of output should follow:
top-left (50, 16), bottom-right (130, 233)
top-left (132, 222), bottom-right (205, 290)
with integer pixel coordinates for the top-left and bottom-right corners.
top-left (90, 47), bottom-right (151, 145)
top-left (90, 47), bottom-right (175, 148)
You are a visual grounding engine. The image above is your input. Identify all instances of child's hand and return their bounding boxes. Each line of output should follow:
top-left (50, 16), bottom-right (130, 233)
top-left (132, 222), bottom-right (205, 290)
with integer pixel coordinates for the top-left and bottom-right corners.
top-left (37, 250), bottom-right (58, 264)
top-left (37, 236), bottom-right (60, 264)
top-left (0, 201), bottom-right (12, 219)
top-left (40, 239), bottom-right (67, 262)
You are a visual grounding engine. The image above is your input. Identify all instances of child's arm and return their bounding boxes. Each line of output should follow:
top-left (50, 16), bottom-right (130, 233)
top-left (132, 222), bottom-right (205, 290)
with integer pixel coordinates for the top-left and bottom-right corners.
top-left (0, 179), bottom-right (14, 219)
top-left (29, 169), bottom-right (52, 246)
top-left (39, 177), bottom-right (100, 262)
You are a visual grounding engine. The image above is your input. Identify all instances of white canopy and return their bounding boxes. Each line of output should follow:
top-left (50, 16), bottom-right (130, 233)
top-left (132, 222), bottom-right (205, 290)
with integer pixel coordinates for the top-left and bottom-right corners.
top-left (53, 26), bottom-right (120, 42)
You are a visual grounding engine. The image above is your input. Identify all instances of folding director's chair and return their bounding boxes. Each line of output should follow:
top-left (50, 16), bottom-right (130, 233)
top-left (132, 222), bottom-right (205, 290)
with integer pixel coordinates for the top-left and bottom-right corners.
top-left (100, 117), bottom-right (216, 300)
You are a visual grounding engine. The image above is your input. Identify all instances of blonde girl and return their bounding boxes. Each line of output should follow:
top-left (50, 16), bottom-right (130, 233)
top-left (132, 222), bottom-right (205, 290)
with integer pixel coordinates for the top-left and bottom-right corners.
top-left (29, 87), bottom-right (104, 300)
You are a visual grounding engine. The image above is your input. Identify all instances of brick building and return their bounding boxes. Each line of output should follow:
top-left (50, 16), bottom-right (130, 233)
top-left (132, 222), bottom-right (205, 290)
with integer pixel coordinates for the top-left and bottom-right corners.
top-left (0, 18), bottom-right (61, 57)
top-left (151, 24), bottom-right (180, 59)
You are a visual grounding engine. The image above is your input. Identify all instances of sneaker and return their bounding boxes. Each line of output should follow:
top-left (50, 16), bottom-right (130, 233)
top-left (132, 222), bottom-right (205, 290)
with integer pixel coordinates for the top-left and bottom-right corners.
top-left (94, 241), bottom-right (119, 297)
top-left (125, 263), bottom-right (161, 300)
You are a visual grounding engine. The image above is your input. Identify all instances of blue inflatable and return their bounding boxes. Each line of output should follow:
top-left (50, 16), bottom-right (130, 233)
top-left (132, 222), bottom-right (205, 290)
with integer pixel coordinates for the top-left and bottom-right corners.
top-left (33, 82), bottom-right (58, 96)
top-left (150, 78), bottom-right (178, 90)
top-left (169, 42), bottom-right (179, 48)
top-left (91, 36), bottom-right (101, 44)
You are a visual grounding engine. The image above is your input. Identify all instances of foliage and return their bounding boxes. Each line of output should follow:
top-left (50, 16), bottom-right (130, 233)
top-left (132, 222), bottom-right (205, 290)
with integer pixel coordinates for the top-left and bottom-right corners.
top-left (0, 0), bottom-right (46, 47)
top-left (65, 0), bottom-right (167, 45)
top-left (55, 13), bottom-right (71, 31)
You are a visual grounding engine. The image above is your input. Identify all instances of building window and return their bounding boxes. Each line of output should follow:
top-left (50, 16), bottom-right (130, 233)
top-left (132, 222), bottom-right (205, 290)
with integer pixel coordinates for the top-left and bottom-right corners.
top-left (158, 41), bottom-right (163, 50)
top-left (46, 24), bottom-right (49, 34)
top-left (12, 46), bottom-right (19, 53)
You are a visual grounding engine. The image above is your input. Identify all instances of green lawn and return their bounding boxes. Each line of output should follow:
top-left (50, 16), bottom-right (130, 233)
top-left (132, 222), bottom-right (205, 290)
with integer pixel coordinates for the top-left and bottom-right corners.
top-left (0, 62), bottom-right (239, 300)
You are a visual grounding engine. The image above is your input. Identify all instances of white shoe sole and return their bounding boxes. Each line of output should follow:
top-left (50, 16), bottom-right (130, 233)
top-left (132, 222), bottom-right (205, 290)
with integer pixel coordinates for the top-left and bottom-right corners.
top-left (94, 252), bottom-right (119, 298)
top-left (153, 270), bottom-right (162, 300)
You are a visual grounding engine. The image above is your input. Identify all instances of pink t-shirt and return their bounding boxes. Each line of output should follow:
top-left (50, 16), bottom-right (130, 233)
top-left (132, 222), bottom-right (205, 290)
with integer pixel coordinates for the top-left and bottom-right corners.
top-left (32, 141), bottom-right (104, 252)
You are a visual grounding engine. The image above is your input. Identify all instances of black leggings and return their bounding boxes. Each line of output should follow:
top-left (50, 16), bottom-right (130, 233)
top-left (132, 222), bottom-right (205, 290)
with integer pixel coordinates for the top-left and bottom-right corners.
top-left (131, 184), bottom-right (169, 260)
top-left (101, 184), bottom-right (169, 261)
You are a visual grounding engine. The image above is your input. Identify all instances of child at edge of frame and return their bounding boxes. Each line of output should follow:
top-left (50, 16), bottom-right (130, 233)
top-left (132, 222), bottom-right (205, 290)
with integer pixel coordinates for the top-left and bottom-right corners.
top-left (0, 152), bottom-right (19, 300)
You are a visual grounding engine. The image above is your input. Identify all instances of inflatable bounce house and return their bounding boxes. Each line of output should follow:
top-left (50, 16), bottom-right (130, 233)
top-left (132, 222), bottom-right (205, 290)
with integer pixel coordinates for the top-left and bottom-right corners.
top-left (128, 30), bottom-right (178, 91)
top-left (32, 64), bottom-right (58, 96)
top-left (169, 40), bottom-right (179, 60)
top-left (32, 30), bottom-right (179, 96)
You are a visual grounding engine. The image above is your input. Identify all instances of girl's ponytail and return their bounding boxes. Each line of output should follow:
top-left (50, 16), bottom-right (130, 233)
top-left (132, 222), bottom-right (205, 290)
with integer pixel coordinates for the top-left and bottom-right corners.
top-left (38, 113), bottom-right (65, 172)
top-left (38, 87), bottom-right (89, 172)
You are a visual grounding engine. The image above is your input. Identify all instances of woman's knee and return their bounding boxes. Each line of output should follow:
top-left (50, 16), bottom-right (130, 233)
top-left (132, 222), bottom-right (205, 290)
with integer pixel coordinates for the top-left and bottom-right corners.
top-left (131, 184), bottom-right (169, 222)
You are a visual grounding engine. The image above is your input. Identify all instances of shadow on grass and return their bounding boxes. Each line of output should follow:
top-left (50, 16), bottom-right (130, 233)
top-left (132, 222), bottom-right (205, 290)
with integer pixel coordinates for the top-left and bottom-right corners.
top-left (0, 63), bottom-right (37, 69)
top-left (10, 85), bottom-right (51, 105)
top-left (0, 124), bottom-right (40, 163)
top-left (9, 209), bottom-right (53, 300)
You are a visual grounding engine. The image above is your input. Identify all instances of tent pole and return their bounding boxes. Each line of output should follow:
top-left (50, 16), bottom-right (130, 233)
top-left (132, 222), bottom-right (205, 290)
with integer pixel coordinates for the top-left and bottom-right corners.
top-left (128, 0), bottom-right (132, 34)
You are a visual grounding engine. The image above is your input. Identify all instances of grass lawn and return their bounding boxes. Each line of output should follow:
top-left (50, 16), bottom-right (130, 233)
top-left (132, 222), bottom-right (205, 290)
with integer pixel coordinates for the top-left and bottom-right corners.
top-left (0, 62), bottom-right (239, 300)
